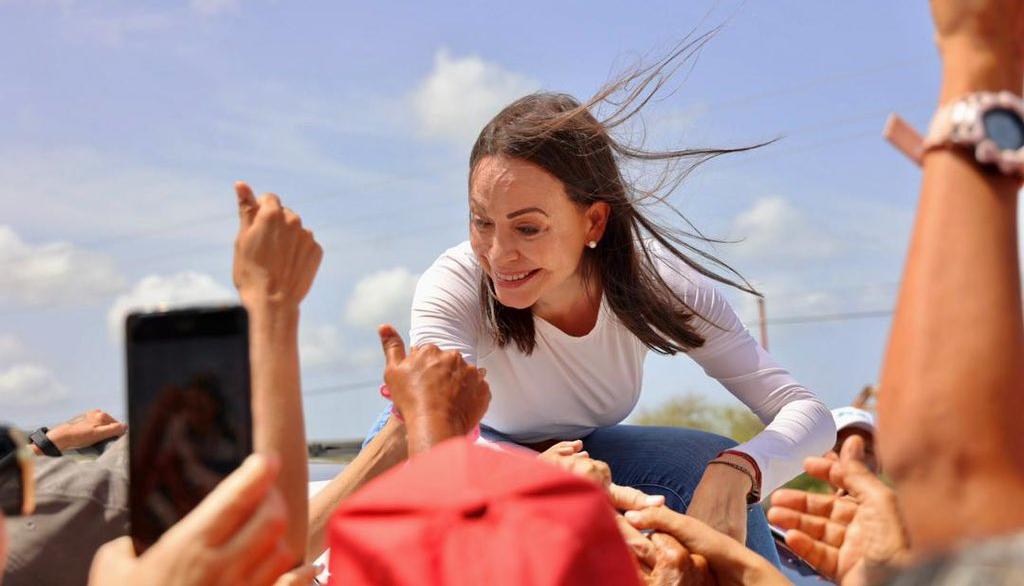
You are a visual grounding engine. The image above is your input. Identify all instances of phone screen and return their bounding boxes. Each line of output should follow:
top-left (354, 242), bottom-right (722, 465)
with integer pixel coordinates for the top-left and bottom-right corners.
top-left (126, 306), bottom-right (252, 554)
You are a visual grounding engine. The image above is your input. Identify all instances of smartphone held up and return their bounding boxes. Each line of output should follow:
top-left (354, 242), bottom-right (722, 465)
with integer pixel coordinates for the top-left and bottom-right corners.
top-left (125, 305), bottom-right (253, 554)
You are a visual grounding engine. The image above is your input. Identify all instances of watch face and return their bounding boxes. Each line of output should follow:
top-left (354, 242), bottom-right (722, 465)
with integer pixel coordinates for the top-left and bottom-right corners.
top-left (982, 108), bottom-right (1024, 150)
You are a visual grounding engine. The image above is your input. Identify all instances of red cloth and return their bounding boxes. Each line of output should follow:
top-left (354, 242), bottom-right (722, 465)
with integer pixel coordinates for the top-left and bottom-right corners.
top-left (327, 438), bottom-right (641, 586)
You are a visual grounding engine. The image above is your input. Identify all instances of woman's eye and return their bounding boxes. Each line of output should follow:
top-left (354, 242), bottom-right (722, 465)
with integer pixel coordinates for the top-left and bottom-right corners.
top-left (472, 217), bottom-right (493, 229)
top-left (516, 225), bottom-right (541, 236)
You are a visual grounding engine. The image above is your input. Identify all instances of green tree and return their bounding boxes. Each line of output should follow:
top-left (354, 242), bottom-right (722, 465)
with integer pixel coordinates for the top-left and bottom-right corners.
top-left (633, 392), bottom-right (765, 443)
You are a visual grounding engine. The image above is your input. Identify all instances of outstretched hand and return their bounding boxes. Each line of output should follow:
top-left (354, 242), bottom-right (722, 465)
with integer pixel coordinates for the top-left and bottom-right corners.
top-left (89, 454), bottom-right (316, 586)
top-left (379, 325), bottom-right (490, 451)
top-left (233, 181), bottom-right (322, 310)
top-left (47, 409), bottom-right (126, 452)
top-left (768, 435), bottom-right (910, 586)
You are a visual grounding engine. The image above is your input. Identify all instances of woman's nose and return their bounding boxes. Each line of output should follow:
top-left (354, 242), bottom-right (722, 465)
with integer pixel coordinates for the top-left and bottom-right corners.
top-left (489, 230), bottom-right (518, 264)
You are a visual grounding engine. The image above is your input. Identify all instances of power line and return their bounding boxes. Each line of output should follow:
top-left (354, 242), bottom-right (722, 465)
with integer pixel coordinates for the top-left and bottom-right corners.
top-left (753, 308), bottom-right (893, 326)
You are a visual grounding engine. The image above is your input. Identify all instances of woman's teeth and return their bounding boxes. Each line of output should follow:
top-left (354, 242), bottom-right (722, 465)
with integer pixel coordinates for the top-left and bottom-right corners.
top-left (497, 270), bottom-right (533, 281)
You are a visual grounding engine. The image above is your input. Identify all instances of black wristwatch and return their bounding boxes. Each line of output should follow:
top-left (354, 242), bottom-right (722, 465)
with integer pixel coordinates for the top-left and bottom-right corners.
top-left (28, 427), bottom-right (62, 457)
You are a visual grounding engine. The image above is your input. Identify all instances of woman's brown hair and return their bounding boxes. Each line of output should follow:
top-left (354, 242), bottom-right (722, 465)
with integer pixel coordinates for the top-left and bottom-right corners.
top-left (470, 33), bottom-right (765, 356)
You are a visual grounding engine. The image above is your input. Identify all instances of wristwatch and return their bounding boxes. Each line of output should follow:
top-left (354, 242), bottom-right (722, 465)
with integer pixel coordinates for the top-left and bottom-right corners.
top-left (28, 427), bottom-right (62, 457)
top-left (884, 91), bottom-right (1024, 178)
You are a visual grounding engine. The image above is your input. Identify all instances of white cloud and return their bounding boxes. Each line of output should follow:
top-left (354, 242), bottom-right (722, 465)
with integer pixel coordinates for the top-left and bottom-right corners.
top-left (0, 226), bottom-right (125, 307)
top-left (190, 0), bottom-right (241, 16)
top-left (300, 323), bottom-right (345, 368)
top-left (107, 272), bottom-right (236, 340)
top-left (0, 334), bottom-right (25, 364)
top-left (730, 196), bottom-right (842, 264)
top-left (344, 267), bottom-right (420, 336)
top-left (0, 364), bottom-right (69, 407)
top-left (412, 49), bottom-right (540, 147)
top-left (0, 147), bottom-right (233, 245)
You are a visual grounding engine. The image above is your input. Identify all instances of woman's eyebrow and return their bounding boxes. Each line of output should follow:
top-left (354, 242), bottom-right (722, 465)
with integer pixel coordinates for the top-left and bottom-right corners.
top-left (506, 207), bottom-right (548, 219)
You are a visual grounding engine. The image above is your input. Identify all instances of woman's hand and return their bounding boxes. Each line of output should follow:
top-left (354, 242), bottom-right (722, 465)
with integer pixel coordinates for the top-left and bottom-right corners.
top-left (684, 463), bottom-right (751, 545)
top-left (46, 409), bottom-right (126, 452)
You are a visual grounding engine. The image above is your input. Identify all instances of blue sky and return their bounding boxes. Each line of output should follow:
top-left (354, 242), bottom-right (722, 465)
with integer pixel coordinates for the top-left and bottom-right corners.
top-left (2, 1), bottom-right (946, 440)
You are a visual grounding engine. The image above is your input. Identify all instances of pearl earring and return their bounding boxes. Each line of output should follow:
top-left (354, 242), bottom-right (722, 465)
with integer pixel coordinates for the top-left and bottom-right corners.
top-left (587, 240), bottom-right (597, 249)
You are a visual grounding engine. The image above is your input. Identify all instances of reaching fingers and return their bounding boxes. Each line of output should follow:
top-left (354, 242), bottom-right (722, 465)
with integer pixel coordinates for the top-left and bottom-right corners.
top-left (235, 181), bottom-right (258, 228)
top-left (257, 192), bottom-right (282, 214)
top-left (608, 483), bottom-right (665, 512)
top-left (766, 506), bottom-right (846, 546)
top-left (615, 514), bottom-right (657, 570)
top-left (784, 528), bottom-right (838, 578)
top-left (803, 455), bottom-right (837, 483)
top-left (568, 457), bottom-right (612, 487)
top-left (770, 489), bottom-right (838, 518)
top-left (378, 324), bottom-right (407, 367)
top-left (553, 440), bottom-right (584, 456)
top-left (650, 532), bottom-right (697, 581)
top-left (183, 453), bottom-right (281, 546)
top-left (282, 207), bottom-right (302, 229)
top-left (96, 421), bottom-right (128, 438)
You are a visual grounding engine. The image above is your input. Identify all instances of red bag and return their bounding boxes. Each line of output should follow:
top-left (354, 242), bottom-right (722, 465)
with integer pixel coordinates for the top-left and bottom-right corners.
top-left (327, 438), bottom-right (641, 586)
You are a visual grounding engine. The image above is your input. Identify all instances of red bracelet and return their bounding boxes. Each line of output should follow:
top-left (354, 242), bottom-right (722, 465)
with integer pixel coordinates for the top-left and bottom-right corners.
top-left (719, 449), bottom-right (762, 493)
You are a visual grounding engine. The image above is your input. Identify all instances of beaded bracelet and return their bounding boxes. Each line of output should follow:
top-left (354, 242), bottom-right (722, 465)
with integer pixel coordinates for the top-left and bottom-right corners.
top-left (707, 459), bottom-right (761, 505)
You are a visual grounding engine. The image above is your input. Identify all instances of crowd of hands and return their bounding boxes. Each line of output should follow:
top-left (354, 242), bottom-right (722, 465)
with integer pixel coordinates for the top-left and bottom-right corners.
top-left (9, 0), bottom-right (1021, 583)
top-left (72, 182), bottom-right (912, 586)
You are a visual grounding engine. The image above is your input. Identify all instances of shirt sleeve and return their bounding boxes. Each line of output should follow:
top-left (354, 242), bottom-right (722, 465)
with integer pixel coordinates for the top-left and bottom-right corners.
top-left (657, 255), bottom-right (837, 496)
top-left (409, 243), bottom-right (483, 365)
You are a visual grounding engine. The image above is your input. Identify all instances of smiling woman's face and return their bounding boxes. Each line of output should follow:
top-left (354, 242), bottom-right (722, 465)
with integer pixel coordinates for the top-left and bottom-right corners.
top-left (469, 155), bottom-right (601, 312)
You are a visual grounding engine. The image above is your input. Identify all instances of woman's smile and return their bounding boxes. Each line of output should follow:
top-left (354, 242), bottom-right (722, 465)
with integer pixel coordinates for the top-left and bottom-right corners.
top-left (492, 268), bottom-right (542, 289)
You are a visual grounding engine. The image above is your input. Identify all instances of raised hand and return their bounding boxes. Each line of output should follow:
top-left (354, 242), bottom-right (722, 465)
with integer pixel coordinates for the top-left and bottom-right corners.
top-left (378, 325), bottom-right (490, 453)
top-left (233, 181), bottom-right (322, 309)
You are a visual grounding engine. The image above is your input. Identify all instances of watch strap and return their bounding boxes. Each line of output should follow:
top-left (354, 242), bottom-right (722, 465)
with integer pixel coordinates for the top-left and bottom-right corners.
top-left (29, 427), bottom-right (61, 457)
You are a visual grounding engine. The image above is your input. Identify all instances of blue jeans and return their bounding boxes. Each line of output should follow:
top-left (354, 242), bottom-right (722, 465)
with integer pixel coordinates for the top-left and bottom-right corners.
top-left (362, 411), bottom-right (781, 567)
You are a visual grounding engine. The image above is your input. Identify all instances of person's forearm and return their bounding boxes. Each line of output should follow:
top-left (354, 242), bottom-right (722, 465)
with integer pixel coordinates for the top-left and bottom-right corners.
top-left (405, 415), bottom-right (459, 456)
top-left (248, 302), bottom-right (308, 562)
top-left (305, 416), bottom-right (407, 562)
top-left (878, 43), bottom-right (1024, 551)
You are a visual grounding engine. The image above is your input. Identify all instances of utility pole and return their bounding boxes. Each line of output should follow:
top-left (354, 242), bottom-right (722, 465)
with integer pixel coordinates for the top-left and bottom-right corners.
top-left (757, 297), bottom-right (769, 351)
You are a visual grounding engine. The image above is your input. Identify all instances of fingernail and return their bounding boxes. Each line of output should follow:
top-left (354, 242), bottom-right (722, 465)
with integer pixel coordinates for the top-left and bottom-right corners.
top-left (624, 510), bottom-right (641, 522)
top-left (645, 495), bottom-right (665, 506)
top-left (578, 451), bottom-right (589, 458)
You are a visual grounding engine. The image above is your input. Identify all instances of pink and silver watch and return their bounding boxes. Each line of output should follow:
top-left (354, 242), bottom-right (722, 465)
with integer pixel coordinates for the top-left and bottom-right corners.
top-left (884, 91), bottom-right (1024, 177)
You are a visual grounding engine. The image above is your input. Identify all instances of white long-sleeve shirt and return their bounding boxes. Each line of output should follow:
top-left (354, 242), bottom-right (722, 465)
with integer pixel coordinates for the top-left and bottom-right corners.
top-left (410, 241), bottom-right (836, 494)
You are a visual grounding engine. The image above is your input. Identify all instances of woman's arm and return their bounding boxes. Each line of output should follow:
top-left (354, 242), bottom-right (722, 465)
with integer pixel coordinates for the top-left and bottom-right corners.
top-left (656, 258), bottom-right (835, 542)
top-left (877, 0), bottom-right (1024, 553)
top-left (670, 263), bottom-right (837, 494)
